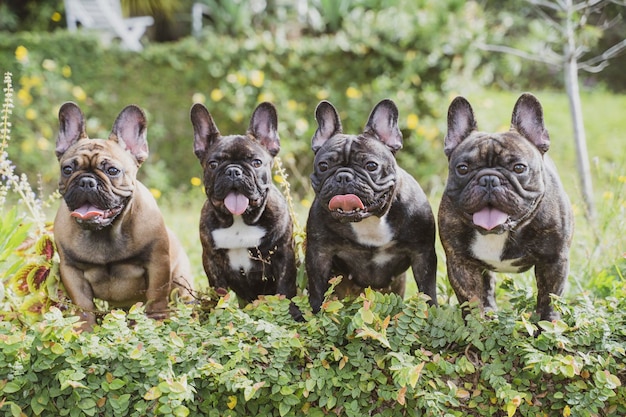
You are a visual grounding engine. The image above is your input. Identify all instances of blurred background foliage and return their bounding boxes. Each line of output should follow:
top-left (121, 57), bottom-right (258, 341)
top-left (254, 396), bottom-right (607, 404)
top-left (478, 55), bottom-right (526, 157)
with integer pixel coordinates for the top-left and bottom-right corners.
top-left (0, 0), bottom-right (624, 201)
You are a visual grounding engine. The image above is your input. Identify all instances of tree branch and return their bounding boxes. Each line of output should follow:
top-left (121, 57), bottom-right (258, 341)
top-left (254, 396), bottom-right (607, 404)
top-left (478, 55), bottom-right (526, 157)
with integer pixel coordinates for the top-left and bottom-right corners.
top-left (578, 38), bottom-right (626, 69)
top-left (475, 43), bottom-right (562, 67)
top-left (526, 0), bottom-right (563, 11)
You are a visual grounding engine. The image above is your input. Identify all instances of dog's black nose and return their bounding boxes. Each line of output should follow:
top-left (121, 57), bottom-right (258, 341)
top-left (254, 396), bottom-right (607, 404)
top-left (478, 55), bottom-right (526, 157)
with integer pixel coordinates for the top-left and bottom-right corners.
top-left (225, 166), bottom-right (243, 179)
top-left (79, 176), bottom-right (98, 190)
top-left (478, 174), bottom-right (501, 189)
top-left (335, 171), bottom-right (354, 184)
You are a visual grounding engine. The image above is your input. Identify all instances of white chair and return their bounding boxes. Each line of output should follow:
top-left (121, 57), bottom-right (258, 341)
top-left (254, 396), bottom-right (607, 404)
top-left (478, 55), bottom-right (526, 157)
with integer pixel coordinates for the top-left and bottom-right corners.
top-left (64, 0), bottom-right (154, 51)
top-left (191, 2), bottom-right (210, 38)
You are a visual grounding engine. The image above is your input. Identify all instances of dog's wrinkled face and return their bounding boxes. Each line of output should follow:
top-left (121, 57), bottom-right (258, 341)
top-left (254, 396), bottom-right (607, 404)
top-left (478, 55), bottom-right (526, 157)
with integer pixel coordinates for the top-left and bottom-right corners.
top-left (311, 134), bottom-right (397, 222)
top-left (444, 94), bottom-right (550, 234)
top-left (56, 103), bottom-right (148, 230)
top-left (310, 100), bottom-right (402, 223)
top-left (58, 140), bottom-right (137, 229)
top-left (444, 131), bottom-right (546, 234)
top-left (191, 102), bottom-right (280, 220)
top-left (201, 136), bottom-right (273, 216)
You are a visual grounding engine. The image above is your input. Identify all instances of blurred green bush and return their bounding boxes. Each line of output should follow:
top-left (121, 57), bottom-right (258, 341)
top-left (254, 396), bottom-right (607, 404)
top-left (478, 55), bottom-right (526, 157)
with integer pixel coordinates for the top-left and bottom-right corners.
top-left (0, 0), bottom-right (484, 199)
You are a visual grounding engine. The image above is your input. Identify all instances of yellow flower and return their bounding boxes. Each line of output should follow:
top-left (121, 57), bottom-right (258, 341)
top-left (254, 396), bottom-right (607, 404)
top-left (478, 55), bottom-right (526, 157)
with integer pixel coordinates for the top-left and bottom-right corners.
top-left (21, 139), bottom-right (35, 153)
top-left (209, 89), bottom-right (223, 102)
top-left (300, 198), bottom-right (311, 208)
top-left (62, 65), bottom-right (72, 78)
top-left (51, 12), bottom-right (62, 22)
top-left (15, 45), bottom-right (28, 63)
top-left (346, 86), bottom-right (362, 99)
top-left (603, 191), bottom-right (614, 200)
top-left (425, 125), bottom-right (440, 142)
top-left (37, 137), bottom-right (50, 151)
top-left (72, 86), bottom-right (87, 101)
top-left (618, 175), bottom-right (626, 183)
top-left (250, 70), bottom-right (265, 88)
top-left (17, 89), bottom-right (33, 106)
top-left (25, 108), bottom-right (37, 120)
top-left (287, 100), bottom-right (298, 111)
top-left (406, 113), bottom-right (419, 130)
top-left (273, 174), bottom-right (284, 184)
top-left (257, 92), bottom-right (274, 103)
top-left (236, 72), bottom-right (247, 85)
top-left (190, 177), bottom-right (202, 187)
top-left (316, 89), bottom-right (329, 100)
top-left (193, 92), bottom-right (207, 104)
top-left (150, 188), bottom-right (162, 199)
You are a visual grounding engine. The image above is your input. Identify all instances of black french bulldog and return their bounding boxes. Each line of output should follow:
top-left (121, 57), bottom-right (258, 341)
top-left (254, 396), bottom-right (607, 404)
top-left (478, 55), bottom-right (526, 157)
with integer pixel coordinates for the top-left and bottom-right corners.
top-left (190, 102), bottom-right (298, 314)
top-left (306, 99), bottom-right (438, 312)
top-left (438, 93), bottom-right (574, 321)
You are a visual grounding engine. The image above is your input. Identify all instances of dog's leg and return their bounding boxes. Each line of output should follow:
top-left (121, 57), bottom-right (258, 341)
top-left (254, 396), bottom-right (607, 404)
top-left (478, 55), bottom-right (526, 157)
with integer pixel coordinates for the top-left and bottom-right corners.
top-left (534, 259), bottom-right (568, 321)
top-left (411, 247), bottom-right (438, 305)
top-left (59, 263), bottom-right (97, 331)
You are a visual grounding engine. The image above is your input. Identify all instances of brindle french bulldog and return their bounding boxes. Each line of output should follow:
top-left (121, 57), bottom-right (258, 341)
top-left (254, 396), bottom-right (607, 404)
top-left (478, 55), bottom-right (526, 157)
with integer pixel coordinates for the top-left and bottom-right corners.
top-left (191, 102), bottom-right (298, 317)
top-left (305, 99), bottom-right (438, 312)
top-left (438, 93), bottom-right (574, 321)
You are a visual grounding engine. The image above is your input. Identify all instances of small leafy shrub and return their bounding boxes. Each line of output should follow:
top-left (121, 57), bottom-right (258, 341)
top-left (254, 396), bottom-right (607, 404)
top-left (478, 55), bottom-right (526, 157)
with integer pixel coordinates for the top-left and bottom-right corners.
top-left (0, 72), bottom-right (63, 324)
top-left (0, 291), bottom-right (624, 417)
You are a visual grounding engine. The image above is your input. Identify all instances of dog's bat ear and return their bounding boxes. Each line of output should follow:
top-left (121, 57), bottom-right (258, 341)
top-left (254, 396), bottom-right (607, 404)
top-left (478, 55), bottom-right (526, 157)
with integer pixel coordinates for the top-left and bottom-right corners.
top-left (444, 96), bottom-right (477, 158)
top-left (190, 103), bottom-right (221, 161)
top-left (364, 99), bottom-right (402, 153)
top-left (56, 102), bottom-right (88, 160)
top-left (312, 101), bottom-right (342, 153)
top-left (248, 102), bottom-right (280, 157)
top-left (110, 105), bottom-right (149, 165)
top-left (511, 93), bottom-right (550, 154)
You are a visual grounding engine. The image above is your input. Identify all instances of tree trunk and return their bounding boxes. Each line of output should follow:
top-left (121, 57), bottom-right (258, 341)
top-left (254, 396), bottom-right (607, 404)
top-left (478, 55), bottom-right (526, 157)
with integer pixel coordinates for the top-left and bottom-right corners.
top-left (564, 55), bottom-right (596, 221)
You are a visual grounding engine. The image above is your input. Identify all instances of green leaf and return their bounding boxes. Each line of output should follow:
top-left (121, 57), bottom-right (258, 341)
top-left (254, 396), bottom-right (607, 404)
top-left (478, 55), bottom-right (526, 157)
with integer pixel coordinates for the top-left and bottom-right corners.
top-left (1, 381), bottom-right (22, 394)
top-left (173, 405), bottom-right (190, 417)
top-left (108, 379), bottom-right (126, 390)
top-left (279, 401), bottom-right (291, 417)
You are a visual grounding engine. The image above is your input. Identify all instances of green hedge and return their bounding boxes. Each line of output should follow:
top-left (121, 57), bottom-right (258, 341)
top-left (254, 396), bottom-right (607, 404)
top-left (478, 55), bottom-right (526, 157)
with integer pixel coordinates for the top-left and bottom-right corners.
top-left (1, 288), bottom-right (625, 417)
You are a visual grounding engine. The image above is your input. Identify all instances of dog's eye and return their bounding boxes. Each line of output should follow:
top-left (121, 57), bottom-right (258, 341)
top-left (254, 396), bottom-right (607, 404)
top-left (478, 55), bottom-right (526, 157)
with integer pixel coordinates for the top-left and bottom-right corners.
top-left (456, 164), bottom-right (469, 175)
top-left (208, 161), bottom-right (218, 169)
top-left (365, 161), bottom-right (378, 172)
top-left (62, 165), bottom-right (73, 176)
top-left (513, 163), bottom-right (527, 174)
top-left (318, 161), bottom-right (329, 172)
top-left (106, 167), bottom-right (121, 176)
top-left (251, 159), bottom-right (262, 168)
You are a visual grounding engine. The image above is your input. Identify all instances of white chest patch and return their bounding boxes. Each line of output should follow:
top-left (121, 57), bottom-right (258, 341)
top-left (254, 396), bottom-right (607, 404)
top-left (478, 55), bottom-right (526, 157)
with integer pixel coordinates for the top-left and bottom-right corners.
top-left (372, 250), bottom-right (395, 266)
top-left (212, 216), bottom-right (266, 271)
top-left (470, 231), bottom-right (520, 272)
top-left (350, 215), bottom-right (394, 247)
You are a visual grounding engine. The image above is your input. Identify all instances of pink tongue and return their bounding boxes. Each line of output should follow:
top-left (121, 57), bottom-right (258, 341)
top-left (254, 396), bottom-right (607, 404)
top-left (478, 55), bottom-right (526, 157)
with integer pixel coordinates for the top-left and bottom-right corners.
top-left (71, 205), bottom-right (105, 220)
top-left (473, 207), bottom-right (509, 230)
top-left (224, 192), bottom-right (249, 215)
top-left (328, 194), bottom-right (365, 212)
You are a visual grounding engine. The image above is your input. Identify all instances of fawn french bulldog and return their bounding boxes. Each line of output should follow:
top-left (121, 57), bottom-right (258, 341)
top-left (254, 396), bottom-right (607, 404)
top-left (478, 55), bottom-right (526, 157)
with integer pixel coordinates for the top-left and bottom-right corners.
top-left (54, 103), bottom-right (193, 330)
